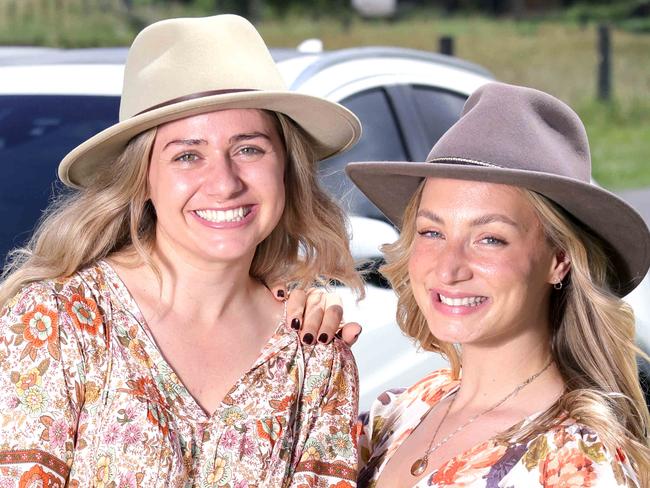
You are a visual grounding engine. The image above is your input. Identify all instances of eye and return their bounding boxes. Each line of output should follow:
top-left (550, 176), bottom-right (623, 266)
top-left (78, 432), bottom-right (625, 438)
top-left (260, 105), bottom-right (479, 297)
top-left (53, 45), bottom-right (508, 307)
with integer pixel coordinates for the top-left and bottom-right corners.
top-left (236, 146), bottom-right (264, 159)
top-left (418, 229), bottom-right (444, 239)
top-left (174, 152), bottom-right (200, 163)
top-left (478, 236), bottom-right (507, 246)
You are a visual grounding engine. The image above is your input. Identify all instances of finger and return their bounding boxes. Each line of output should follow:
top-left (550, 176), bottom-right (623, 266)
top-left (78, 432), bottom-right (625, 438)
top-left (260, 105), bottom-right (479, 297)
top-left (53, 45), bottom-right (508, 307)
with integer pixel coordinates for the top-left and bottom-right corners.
top-left (316, 293), bottom-right (344, 344)
top-left (285, 288), bottom-right (307, 332)
top-left (337, 322), bottom-right (362, 346)
top-left (269, 283), bottom-right (288, 302)
top-left (300, 290), bottom-right (327, 345)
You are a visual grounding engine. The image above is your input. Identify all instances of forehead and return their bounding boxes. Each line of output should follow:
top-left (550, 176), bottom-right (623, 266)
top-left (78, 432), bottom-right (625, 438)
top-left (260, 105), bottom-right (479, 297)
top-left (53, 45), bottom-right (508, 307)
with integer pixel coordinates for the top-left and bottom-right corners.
top-left (419, 177), bottom-right (540, 224)
top-left (155, 108), bottom-right (278, 138)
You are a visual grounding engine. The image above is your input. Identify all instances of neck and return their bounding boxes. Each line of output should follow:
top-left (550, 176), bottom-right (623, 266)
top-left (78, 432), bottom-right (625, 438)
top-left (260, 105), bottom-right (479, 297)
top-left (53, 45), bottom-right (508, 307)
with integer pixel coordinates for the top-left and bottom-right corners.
top-left (453, 332), bottom-right (560, 409)
top-left (116, 238), bottom-right (270, 328)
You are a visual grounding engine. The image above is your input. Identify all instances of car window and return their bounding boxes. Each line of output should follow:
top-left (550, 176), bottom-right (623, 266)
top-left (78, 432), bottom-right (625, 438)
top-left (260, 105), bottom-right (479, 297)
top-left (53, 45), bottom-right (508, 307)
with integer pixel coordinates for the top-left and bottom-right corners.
top-left (0, 95), bottom-right (120, 266)
top-left (411, 85), bottom-right (466, 149)
top-left (318, 88), bottom-right (408, 221)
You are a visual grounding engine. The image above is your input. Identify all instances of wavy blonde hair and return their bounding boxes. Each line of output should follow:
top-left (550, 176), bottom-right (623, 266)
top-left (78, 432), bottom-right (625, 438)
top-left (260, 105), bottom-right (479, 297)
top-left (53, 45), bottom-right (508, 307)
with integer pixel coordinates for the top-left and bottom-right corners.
top-left (381, 180), bottom-right (649, 483)
top-left (0, 111), bottom-right (363, 306)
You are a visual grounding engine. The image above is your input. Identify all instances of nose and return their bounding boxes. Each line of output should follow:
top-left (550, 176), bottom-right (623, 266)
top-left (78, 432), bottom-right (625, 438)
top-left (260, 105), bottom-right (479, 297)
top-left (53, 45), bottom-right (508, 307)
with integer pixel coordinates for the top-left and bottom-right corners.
top-left (434, 240), bottom-right (472, 284)
top-left (202, 152), bottom-right (244, 199)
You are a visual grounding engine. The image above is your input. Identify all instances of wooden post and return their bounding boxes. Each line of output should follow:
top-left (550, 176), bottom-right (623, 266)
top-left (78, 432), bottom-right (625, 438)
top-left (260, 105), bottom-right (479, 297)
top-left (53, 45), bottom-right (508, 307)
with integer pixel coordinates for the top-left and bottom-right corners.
top-left (439, 35), bottom-right (454, 56)
top-left (597, 24), bottom-right (612, 101)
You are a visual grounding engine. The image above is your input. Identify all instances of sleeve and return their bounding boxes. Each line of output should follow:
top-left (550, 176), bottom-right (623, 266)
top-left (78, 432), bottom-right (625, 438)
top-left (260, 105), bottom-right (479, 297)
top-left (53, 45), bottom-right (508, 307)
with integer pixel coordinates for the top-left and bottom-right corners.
top-left (288, 339), bottom-right (360, 488)
top-left (0, 281), bottom-right (88, 485)
top-left (515, 423), bottom-right (641, 487)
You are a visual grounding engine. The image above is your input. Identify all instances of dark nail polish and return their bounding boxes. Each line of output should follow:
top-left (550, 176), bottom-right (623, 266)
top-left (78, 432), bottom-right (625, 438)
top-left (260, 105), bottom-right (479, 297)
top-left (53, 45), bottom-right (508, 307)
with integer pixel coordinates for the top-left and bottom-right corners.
top-left (291, 318), bottom-right (301, 330)
top-left (335, 330), bottom-right (343, 339)
top-left (318, 333), bottom-right (328, 343)
top-left (277, 289), bottom-right (285, 298)
top-left (302, 333), bottom-right (314, 345)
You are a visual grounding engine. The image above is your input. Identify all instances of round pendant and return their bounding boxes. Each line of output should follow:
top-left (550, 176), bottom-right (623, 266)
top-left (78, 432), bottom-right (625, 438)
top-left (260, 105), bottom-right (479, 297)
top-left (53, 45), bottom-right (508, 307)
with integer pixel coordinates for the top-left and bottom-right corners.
top-left (410, 457), bottom-right (428, 476)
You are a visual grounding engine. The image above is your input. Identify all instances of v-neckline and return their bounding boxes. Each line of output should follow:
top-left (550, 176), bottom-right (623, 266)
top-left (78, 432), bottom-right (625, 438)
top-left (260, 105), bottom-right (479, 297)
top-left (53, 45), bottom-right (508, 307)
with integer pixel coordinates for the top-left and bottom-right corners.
top-left (98, 259), bottom-right (291, 422)
top-left (377, 379), bottom-right (546, 487)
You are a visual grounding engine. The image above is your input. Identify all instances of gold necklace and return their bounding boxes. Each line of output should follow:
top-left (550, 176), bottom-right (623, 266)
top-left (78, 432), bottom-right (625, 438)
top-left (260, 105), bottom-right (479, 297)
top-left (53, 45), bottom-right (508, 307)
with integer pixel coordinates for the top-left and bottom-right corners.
top-left (410, 360), bottom-right (552, 477)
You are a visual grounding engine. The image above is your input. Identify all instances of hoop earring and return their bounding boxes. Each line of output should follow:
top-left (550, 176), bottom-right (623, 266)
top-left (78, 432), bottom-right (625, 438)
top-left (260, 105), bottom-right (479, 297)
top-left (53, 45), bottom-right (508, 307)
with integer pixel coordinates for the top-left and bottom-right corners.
top-left (553, 281), bottom-right (563, 290)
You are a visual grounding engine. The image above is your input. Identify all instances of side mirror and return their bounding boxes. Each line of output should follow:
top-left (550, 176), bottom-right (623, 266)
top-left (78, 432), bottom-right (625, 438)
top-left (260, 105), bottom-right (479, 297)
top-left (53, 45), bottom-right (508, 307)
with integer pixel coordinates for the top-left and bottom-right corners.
top-left (349, 216), bottom-right (399, 288)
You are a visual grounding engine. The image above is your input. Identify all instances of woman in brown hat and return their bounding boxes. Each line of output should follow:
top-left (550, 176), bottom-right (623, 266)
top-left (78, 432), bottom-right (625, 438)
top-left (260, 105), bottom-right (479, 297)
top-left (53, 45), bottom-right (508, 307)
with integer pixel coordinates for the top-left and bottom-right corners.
top-left (346, 82), bottom-right (649, 487)
top-left (0, 15), bottom-right (361, 487)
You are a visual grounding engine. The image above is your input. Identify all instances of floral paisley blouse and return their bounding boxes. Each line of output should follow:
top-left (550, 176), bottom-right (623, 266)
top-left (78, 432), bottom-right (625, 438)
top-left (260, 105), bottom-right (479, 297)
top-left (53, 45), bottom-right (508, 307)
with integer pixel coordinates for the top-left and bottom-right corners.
top-left (0, 261), bottom-right (359, 487)
top-left (358, 369), bottom-right (639, 488)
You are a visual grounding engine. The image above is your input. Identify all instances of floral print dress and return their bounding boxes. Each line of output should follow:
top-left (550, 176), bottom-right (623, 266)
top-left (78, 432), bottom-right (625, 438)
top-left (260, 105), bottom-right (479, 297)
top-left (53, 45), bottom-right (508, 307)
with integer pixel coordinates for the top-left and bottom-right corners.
top-left (0, 261), bottom-right (359, 487)
top-left (358, 370), bottom-right (639, 487)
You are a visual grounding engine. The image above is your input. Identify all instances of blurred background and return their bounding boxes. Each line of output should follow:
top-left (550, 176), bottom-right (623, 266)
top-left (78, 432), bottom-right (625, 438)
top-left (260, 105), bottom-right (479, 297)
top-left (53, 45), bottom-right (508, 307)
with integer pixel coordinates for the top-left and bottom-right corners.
top-left (0, 0), bottom-right (648, 190)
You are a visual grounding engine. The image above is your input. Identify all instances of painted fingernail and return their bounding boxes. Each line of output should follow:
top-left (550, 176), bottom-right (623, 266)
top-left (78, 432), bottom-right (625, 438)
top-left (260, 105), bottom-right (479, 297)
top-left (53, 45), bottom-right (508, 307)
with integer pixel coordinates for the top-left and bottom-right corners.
top-left (335, 330), bottom-right (343, 339)
top-left (354, 332), bottom-right (361, 340)
top-left (291, 318), bottom-right (301, 330)
top-left (277, 289), bottom-right (285, 298)
top-left (302, 333), bottom-right (314, 345)
top-left (318, 333), bottom-right (328, 343)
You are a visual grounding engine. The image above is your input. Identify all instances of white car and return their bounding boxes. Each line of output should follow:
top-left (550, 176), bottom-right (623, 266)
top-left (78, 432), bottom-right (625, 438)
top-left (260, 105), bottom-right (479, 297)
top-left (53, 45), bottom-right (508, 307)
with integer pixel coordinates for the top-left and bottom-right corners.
top-left (0, 45), bottom-right (648, 410)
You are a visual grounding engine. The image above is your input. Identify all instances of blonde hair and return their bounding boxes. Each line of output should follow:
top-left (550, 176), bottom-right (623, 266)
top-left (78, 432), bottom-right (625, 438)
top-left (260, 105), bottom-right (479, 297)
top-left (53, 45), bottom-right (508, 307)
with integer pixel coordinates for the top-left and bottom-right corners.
top-left (1, 111), bottom-right (362, 306)
top-left (381, 181), bottom-right (649, 482)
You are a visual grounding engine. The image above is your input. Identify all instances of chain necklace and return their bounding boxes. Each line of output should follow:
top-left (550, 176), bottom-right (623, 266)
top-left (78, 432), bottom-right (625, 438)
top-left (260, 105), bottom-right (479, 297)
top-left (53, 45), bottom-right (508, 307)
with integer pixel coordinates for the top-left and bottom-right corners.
top-left (410, 360), bottom-right (553, 477)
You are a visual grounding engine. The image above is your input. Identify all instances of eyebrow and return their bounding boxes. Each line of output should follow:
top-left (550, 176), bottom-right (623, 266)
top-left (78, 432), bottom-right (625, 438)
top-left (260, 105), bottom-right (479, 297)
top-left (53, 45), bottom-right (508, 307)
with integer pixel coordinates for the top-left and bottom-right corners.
top-left (416, 209), bottom-right (520, 228)
top-left (163, 138), bottom-right (207, 150)
top-left (162, 132), bottom-right (271, 151)
top-left (228, 132), bottom-right (271, 144)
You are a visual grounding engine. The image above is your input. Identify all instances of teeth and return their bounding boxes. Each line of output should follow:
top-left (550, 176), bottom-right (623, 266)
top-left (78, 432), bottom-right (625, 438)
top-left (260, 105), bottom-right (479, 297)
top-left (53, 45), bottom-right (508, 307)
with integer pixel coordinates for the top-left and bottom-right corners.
top-left (195, 207), bottom-right (249, 223)
top-left (438, 293), bottom-right (487, 307)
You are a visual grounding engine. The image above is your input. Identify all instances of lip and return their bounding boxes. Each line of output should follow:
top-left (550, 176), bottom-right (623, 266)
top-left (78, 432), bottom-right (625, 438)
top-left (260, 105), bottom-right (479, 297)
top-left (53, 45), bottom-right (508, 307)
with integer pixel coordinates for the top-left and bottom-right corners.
top-left (430, 289), bottom-right (490, 316)
top-left (190, 204), bottom-right (257, 229)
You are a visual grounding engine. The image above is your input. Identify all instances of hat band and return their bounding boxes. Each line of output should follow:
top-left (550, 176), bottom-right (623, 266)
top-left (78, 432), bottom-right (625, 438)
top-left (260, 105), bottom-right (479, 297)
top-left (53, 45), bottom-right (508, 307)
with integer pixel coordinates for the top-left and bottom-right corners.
top-left (134, 88), bottom-right (258, 116)
top-left (427, 157), bottom-right (500, 168)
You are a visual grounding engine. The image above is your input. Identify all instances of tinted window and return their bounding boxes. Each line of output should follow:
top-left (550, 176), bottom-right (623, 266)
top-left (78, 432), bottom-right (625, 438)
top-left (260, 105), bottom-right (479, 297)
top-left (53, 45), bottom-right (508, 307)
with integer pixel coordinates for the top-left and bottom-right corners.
top-left (318, 88), bottom-right (407, 220)
top-left (411, 85), bottom-right (466, 151)
top-left (0, 95), bottom-right (119, 265)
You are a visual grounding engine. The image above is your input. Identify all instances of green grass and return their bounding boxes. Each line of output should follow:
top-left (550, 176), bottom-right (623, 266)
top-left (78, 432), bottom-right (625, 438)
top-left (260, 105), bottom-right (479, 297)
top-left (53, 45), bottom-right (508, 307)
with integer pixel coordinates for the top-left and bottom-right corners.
top-left (1, 5), bottom-right (649, 189)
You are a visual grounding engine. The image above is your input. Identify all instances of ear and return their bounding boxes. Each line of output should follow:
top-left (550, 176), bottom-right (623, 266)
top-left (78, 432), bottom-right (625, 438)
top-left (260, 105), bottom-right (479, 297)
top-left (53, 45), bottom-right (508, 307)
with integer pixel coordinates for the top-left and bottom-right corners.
top-left (548, 249), bottom-right (571, 285)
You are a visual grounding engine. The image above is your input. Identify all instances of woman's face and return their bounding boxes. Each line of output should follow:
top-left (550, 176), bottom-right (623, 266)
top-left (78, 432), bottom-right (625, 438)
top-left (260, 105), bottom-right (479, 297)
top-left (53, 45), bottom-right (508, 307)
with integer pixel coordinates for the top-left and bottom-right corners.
top-left (147, 109), bottom-right (286, 266)
top-left (408, 178), bottom-right (567, 349)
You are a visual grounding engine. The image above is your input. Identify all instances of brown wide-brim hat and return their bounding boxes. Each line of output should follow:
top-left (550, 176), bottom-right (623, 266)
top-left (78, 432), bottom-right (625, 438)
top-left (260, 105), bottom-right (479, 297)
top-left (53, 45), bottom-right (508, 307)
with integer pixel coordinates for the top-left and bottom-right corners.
top-left (346, 82), bottom-right (650, 296)
top-left (58, 14), bottom-right (361, 188)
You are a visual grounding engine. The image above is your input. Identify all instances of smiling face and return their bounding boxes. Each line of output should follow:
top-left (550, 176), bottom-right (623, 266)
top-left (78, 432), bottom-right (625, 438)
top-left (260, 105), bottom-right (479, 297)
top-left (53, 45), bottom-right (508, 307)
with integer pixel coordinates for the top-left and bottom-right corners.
top-left (408, 178), bottom-right (569, 349)
top-left (147, 109), bottom-right (286, 267)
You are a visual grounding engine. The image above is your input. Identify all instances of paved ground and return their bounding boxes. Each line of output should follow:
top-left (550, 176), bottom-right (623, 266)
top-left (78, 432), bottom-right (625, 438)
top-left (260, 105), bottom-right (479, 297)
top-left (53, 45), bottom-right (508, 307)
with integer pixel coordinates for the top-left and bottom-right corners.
top-left (617, 188), bottom-right (650, 226)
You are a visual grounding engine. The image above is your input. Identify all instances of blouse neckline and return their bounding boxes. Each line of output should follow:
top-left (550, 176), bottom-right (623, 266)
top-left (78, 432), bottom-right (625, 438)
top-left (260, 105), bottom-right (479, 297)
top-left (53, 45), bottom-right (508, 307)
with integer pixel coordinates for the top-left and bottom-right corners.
top-left (96, 259), bottom-right (291, 422)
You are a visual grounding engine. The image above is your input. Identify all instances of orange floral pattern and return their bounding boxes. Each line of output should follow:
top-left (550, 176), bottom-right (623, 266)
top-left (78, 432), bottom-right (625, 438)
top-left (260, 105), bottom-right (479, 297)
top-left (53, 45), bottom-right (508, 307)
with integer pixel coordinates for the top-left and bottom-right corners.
top-left (358, 369), bottom-right (639, 487)
top-left (64, 294), bottom-right (102, 335)
top-left (0, 261), bottom-right (359, 487)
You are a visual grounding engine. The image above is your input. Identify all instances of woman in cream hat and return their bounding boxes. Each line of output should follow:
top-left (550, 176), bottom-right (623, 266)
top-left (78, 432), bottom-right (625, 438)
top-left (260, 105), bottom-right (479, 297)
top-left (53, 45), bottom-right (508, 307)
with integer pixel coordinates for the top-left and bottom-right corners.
top-left (0, 15), bottom-right (362, 487)
top-left (346, 82), bottom-right (649, 487)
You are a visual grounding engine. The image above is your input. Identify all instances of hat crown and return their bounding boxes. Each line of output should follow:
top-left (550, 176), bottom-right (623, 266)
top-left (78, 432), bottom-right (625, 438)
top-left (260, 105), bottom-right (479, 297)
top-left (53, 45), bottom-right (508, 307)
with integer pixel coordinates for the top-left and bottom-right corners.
top-left (427, 82), bottom-right (591, 182)
top-left (119, 15), bottom-right (286, 121)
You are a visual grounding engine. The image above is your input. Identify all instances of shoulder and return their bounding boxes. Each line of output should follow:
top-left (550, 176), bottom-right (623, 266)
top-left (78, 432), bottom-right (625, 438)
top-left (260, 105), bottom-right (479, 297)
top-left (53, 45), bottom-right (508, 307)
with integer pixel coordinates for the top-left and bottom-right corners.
top-left (368, 368), bottom-right (457, 417)
top-left (514, 418), bottom-right (639, 487)
top-left (359, 368), bottom-right (457, 444)
top-left (1, 263), bottom-right (110, 347)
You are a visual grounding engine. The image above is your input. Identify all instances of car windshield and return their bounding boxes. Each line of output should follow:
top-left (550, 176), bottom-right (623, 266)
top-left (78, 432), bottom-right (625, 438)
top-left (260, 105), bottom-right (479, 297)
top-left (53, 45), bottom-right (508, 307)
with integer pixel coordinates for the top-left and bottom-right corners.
top-left (0, 95), bottom-right (120, 264)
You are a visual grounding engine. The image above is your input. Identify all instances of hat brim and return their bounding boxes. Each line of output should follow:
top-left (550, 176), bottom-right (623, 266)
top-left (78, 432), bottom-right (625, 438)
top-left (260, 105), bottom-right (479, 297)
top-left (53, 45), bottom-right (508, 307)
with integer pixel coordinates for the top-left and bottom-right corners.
top-left (59, 90), bottom-right (361, 188)
top-left (346, 160), bottom-right (650, 296)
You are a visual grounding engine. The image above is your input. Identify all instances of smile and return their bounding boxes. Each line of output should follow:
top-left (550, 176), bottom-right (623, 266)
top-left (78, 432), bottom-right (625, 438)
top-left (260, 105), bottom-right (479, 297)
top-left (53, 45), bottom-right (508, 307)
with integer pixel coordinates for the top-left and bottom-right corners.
top-left (194, 206), bottom-right (251, 223)
top-left (438, 293), bottom-right (488, 307)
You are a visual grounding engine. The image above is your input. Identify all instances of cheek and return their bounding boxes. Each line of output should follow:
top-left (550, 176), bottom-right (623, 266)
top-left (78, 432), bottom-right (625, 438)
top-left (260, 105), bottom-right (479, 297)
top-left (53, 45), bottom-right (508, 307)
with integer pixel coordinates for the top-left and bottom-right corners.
top-left (148, 170), bottom-right (194, 214)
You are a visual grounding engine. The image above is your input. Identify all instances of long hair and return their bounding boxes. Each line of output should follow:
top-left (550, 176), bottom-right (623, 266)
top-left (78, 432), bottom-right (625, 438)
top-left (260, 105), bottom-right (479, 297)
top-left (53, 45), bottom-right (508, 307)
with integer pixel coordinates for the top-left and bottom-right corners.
top-left (0, 111), bottom-right (363, 307)
top-left (381, 181), bottom-right (649, 482)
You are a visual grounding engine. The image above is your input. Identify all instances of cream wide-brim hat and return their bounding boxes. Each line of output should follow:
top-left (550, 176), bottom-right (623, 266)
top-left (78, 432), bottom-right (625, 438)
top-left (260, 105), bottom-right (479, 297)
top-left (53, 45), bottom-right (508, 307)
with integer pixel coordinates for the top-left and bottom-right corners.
top-left (347, 82), bottom-right (650, 296)
top-left (58, 14), bottom-right (361, 188)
